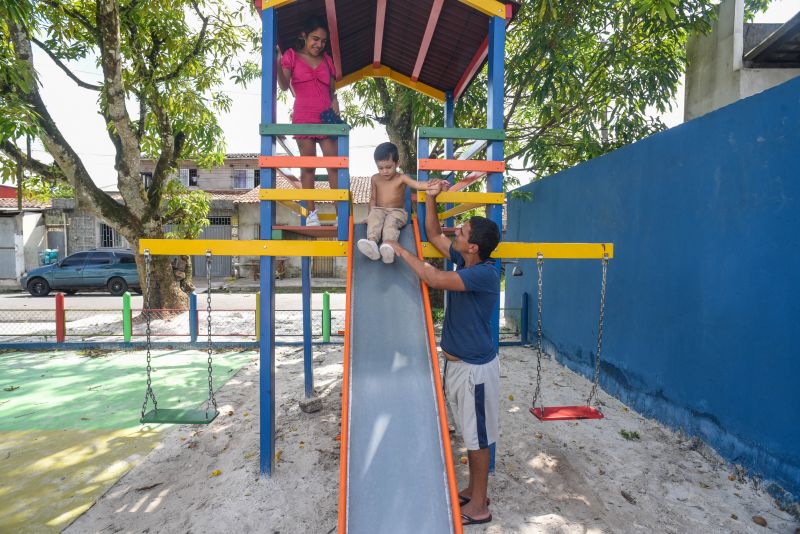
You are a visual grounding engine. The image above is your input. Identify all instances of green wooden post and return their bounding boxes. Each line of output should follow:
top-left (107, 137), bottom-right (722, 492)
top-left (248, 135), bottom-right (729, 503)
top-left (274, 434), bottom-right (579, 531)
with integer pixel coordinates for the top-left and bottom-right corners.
top-left (122, 291), bottom-right (132, 342)
top-left (322, 291), bottom-right (331, 342)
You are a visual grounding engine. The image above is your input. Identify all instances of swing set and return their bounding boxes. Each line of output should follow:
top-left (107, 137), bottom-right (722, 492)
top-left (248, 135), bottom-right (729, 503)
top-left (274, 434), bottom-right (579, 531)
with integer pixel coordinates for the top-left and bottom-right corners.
top-left (134, 0), bottom-right (616, 485)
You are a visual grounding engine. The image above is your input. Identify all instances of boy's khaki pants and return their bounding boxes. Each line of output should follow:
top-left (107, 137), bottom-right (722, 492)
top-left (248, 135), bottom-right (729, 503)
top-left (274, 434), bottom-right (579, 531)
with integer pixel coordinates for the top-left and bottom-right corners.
top-left (366, 207), bottom-right (407, 243)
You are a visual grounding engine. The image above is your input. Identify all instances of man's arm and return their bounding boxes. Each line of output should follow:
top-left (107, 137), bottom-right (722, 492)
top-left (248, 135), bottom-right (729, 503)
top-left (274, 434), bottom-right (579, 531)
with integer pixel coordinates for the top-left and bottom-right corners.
top-left (390, 243), bottom-right (466, 291)
top-left (424, 181), bottom-right (452, 258)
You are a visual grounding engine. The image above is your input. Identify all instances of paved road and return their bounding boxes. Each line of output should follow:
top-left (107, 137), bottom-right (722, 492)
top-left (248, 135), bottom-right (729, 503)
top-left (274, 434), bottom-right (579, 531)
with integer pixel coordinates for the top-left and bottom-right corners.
top-left (0, 289), bottom-right (347, 312)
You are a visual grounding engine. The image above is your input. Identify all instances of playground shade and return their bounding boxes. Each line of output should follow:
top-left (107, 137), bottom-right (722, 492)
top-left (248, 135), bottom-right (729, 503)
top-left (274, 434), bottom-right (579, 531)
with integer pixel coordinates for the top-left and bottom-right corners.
top-left (343, 224), bottom-right (456, 533)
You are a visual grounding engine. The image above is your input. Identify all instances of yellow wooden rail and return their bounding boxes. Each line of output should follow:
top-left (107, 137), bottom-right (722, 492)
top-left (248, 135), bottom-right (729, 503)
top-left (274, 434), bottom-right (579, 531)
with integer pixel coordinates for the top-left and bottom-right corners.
top-left (259, 189), bottom-right (350, 202)
top-left (140, 239), bottom-right (347, 257)
top-left (279, 200), bottom-right (307, 217)
top-left (438, 203), bottom-right (482, 220)
top-left (457, 0), bottom-right (507, 17)
top-left (336, 65), bottom-right (446, 102)
top-left (417, 191), bottom-right (504, 204)
top-left (420, 242), bottom-right (615, 260)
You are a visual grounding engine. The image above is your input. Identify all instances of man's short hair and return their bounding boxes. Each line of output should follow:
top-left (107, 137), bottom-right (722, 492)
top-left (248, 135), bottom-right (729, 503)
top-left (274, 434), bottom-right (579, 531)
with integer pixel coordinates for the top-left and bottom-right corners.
top-left (374, 142), bottom-right (399, 163)
top-left (467, 216), bottom-right (501, 261)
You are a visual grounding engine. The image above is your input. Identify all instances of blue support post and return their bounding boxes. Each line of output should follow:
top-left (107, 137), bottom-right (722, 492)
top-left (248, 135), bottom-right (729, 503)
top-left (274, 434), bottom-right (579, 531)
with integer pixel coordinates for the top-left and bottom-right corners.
top-left (189, 292), bottom-right (198, 342)
top-left (302, 256), bottom-right (314, 397)
top-left (487, 12), bottom-right (506, 475)
top-left (417, 136), bottom-right (430, 242)
top-left (487, 14), bottom-right (506, 353)
top-left (520, 291), bottom-right (529, 345)
top-left (444, 91), bottom-right (455, 272)
top-left (337, 135), bottom-right (350, 241)
top-left (259, 6), bottom-right (278, 477)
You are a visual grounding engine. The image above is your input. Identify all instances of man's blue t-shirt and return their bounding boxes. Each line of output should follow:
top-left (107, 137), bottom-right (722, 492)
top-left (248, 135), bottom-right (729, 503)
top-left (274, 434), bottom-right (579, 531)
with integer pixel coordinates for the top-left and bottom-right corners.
top-left (440, 243), bottom-right (500, 365)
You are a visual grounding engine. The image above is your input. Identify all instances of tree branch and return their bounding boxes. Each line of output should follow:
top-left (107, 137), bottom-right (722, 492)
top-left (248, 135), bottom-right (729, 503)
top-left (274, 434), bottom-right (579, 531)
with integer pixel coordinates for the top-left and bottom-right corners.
top-left (0, 140), bottom-right (64, 182)
top-left (41, 0), bottom-right (98, 37)
top-left (153, 0), bottom-right (209, 83)
top-left (31, 37), bottom-right (102, 91)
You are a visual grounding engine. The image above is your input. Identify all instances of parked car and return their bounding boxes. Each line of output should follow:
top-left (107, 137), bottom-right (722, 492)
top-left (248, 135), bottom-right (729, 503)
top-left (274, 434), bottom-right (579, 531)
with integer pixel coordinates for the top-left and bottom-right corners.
top-left (21, 249), bottom-right (141, 297)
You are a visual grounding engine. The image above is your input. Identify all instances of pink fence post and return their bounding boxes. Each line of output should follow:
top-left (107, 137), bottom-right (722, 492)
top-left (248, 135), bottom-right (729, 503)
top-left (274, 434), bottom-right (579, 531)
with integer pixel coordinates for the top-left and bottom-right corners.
top-left (55, 292), bottom-right (65, 342)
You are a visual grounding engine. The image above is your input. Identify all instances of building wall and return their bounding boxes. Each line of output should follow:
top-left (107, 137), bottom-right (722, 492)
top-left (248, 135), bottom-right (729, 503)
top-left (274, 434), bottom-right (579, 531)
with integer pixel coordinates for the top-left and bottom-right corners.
top-left (684, 0), bottom-right (800, 120)
top-left (140, 157), bottom-right (261, 191)
top-left (505, 77), bottom-right (800, 500)
top-left (22, 212), bottom-right (45, 272)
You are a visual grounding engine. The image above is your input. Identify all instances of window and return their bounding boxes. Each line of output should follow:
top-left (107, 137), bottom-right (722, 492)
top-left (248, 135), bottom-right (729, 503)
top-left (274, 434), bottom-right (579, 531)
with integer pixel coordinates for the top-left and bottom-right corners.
top-left (85, 252), bottom-right (113, 265)
top-left (118, 254), bottom-right (136, 264)
top-left (254, 169), bottom-right (260, 187)
top-left (208, 216), bottom-right (231, 226)
top-left (233, 169), bottom-right (255, 189)
top-left (140, 172), bottom-right (152, 189)
top-left (189, 168), bottom-right (198, 186)
top-left (61, 252), bottom-right (89, 267)
top-left (100, 223), bottom-right (123, 248)
top-left (179, 168), bottom-right (190, 186)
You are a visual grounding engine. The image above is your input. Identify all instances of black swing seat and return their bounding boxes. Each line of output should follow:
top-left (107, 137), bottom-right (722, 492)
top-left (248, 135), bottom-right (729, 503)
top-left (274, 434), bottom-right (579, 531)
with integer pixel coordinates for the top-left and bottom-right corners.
top-left (141, 408), bottom-right (219, 425)
top-left (530, 405), bottom-right (604, 421)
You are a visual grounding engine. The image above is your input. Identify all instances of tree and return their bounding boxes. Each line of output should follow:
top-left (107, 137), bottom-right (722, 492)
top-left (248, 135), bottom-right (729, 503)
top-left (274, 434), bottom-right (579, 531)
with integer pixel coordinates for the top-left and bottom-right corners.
top-left (0, 0), bottom-right (258, 310)
top-left (341, 0), bottom-right (774, 182)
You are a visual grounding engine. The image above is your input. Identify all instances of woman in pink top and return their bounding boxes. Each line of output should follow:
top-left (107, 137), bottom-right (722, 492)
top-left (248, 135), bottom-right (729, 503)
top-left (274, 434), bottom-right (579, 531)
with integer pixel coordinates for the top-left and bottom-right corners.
top-left (277, 16), bottom-right (340, 226)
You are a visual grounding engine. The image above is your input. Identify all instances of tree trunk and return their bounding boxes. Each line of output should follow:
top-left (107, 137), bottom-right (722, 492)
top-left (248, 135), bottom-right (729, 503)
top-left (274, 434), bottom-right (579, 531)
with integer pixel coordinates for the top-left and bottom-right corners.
top-left (131, 239), bottom-right (189, 313)
top-left (384, 88), bottom-right (417, 175)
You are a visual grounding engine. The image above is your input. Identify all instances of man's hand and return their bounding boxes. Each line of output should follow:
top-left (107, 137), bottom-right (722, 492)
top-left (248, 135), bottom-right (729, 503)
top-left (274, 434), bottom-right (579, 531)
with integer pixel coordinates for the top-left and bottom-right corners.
top-left (426, 179), bottom-right (449, 198)
top-left (383, 240), bottom-right (405, 256)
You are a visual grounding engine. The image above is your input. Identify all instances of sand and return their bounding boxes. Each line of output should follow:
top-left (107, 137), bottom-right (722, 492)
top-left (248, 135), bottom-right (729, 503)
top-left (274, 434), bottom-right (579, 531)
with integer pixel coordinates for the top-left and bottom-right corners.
top-left (65, 343), bottom-right (798, 533)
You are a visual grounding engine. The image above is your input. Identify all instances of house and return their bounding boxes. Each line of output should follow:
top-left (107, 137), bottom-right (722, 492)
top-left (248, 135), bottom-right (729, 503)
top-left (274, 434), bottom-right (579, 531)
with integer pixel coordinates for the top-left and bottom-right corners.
top-left (0, 193), bottom-right (49, 289)
top-left (684, 0), bottom-right (800, 120)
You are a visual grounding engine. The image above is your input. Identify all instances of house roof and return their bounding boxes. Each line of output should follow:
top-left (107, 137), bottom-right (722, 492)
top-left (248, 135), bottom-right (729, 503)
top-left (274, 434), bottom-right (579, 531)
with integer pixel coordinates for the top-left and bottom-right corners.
top-left (257, 0), bottom-right (519, 101)
top-left (744, 10), bottom-right (800, 67)
top-left (235, 175), bottom-right (371, 204)
top-left (0, 197), bottom-right (51, 211)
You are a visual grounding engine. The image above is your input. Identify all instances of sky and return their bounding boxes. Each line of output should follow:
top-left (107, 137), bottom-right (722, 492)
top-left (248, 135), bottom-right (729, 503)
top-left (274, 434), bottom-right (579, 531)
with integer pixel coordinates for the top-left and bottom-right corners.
top-left (25, 0), bottom-right (800, 189)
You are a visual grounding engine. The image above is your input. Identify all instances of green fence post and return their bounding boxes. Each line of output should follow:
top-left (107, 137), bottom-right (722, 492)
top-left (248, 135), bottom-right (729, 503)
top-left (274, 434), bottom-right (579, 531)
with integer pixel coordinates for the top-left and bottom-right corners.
top-left (322, 291), bottom-right (331, 342)
top-left (122, 291), bottom-right (132, 342)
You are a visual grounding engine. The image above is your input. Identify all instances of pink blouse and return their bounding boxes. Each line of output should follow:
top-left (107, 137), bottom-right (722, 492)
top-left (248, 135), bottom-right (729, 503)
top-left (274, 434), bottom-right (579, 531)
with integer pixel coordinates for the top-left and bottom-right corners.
top-left (281, 48), bottom-right (335, 124)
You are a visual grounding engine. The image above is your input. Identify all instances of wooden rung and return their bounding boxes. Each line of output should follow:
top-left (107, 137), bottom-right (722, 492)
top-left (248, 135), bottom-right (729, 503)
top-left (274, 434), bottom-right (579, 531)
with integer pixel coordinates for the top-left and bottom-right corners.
top-left (278, 200), bottom-right (308, 217)
top-left (272, 226), bottom-right (339, 238)
top-left (318, 213), bottom-right (337, 221)
top-left (418, 159), bottom-right (504, 173)
top-left (438, 203), bottom-right (483, 220)
top-left (259, 156), bottom-right (349, 169)
top-left (260, 123), bottom-right (350, 137)
top-left (416, 126), bottom-right (505, 141)
top-left (259, 189), bottom-right (350, 201)
top-left (417, 191), bottom-right (504, 204)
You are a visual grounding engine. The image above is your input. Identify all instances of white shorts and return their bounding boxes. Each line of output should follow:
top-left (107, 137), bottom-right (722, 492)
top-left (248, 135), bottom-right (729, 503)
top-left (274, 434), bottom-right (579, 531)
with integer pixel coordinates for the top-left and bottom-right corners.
top-left (444, 356), bottom-right (499, 451)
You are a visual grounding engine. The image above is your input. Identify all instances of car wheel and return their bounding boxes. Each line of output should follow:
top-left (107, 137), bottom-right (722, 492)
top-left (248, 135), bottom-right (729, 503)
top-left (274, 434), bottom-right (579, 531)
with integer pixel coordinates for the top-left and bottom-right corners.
top-left (64, 289), bottom-right (78, 295)
top-left (108, 277), bottom-right (128, 296)
top-left (28, 278), bottom-right (51, 297)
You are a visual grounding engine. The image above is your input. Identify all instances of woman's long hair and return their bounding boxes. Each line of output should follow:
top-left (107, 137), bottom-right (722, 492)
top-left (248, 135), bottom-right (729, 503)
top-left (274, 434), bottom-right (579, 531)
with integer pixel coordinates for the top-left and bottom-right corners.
top-left (294, 15), bottom-right (329, 52)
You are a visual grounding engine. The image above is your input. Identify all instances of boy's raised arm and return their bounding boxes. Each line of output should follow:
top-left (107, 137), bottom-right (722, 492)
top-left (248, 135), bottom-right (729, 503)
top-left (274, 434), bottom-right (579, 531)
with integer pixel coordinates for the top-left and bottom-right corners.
top-left (401, 175), bottom-right (431, 190)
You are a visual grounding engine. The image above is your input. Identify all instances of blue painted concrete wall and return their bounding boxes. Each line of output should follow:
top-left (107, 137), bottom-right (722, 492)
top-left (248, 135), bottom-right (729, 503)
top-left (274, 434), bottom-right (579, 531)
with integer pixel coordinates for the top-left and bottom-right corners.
top-left (505, 76), bottom-right (800, 500)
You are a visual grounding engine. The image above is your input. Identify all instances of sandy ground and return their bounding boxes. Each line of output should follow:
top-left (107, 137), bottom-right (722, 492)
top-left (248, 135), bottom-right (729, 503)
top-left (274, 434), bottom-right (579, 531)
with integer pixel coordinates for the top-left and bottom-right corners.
top-left (66, 343), bottom-right (798, 534)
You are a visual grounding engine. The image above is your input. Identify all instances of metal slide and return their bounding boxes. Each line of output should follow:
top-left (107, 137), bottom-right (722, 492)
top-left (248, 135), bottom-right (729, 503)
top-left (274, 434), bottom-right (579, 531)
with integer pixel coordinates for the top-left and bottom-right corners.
top-left (339, 223), bottom-right (460, 533)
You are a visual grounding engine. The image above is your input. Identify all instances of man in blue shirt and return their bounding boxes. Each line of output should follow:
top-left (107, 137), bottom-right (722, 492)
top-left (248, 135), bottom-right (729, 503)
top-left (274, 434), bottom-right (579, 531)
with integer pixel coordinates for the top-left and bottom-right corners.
top-left (386, 180), bottom-right (500, 526)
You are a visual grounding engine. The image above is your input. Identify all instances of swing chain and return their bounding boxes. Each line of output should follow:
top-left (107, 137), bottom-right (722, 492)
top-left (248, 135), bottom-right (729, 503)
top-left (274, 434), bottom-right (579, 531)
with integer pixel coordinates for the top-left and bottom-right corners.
top-left (205, 251), bottom-right (217, 413)
top-left (141, 250), bottom-right (158, 420)
top-left (586, 253), bottom-right (608, 406)
top-left (531, 252), bottom-right (544, 414)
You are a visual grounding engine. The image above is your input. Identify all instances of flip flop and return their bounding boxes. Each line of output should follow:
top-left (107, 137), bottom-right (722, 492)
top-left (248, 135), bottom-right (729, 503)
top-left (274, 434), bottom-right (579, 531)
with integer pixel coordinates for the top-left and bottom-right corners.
top-left (461, 512), bottom-right (492, 526)
top-left (458, 495), bottom-right (490, 506)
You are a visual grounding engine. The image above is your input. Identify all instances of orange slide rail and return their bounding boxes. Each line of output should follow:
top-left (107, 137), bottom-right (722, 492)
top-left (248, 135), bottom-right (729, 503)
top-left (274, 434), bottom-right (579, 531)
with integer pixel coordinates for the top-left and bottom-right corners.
top-left (337, 215), bottom-right (355, 533)
top-left (411, 215), bottom-right (464, 534)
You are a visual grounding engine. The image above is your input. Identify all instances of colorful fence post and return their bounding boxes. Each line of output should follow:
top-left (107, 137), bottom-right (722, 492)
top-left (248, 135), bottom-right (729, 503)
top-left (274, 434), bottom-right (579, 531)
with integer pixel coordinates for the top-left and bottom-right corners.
top-left (122, 291), bottom-right (132, 342)
top-left (322, 291), bottom-right (331, 342)
top-left (189, 291), bottom-right (198, 342)
top-left (55, 292), bottom-right (65, 343)
top-left (255, 291), bottom-right (260, 341)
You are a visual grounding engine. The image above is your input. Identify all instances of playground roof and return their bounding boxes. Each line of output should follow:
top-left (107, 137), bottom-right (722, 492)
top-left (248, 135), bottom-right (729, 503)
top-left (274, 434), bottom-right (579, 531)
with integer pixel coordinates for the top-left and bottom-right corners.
top-left (256, 0), bottom-right (519, 101)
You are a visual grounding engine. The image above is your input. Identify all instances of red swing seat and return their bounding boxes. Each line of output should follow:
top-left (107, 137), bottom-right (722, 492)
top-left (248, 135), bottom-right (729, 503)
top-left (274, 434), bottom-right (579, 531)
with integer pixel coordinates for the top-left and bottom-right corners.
top-left (530, 405), bottom-right (604, 421)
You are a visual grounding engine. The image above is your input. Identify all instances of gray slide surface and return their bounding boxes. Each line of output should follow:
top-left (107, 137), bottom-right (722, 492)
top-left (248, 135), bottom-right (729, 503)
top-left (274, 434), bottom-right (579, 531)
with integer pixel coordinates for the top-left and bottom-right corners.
top-left (345, 223), bottom-right (455, 533)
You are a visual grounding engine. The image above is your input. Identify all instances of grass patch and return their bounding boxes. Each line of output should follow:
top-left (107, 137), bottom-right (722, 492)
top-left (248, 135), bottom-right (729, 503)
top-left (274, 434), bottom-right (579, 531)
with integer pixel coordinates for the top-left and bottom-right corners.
top-left (619, 429), bottom-right (640, 441)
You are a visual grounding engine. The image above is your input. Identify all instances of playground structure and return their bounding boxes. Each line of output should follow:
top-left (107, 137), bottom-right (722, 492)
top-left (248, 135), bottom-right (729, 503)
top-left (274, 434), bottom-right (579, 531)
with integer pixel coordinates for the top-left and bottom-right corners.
top-left (137, 1), bottom-right (615, 532)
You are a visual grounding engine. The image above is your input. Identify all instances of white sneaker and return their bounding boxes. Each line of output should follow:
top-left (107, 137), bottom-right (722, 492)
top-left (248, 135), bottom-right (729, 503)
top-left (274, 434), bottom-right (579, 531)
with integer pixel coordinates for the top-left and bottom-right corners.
top-left (305, 210), bottom-right (320, 226)
top-left (357, 239), bottom-right (380, 260)
top-left (379, 243), bottom-right (395, 264)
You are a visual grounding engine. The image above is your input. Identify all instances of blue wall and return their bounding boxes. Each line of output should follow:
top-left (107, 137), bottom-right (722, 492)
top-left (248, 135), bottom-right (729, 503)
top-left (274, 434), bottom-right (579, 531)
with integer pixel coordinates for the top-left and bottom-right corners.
top-left (505, 77), bottom-right (800, 501)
